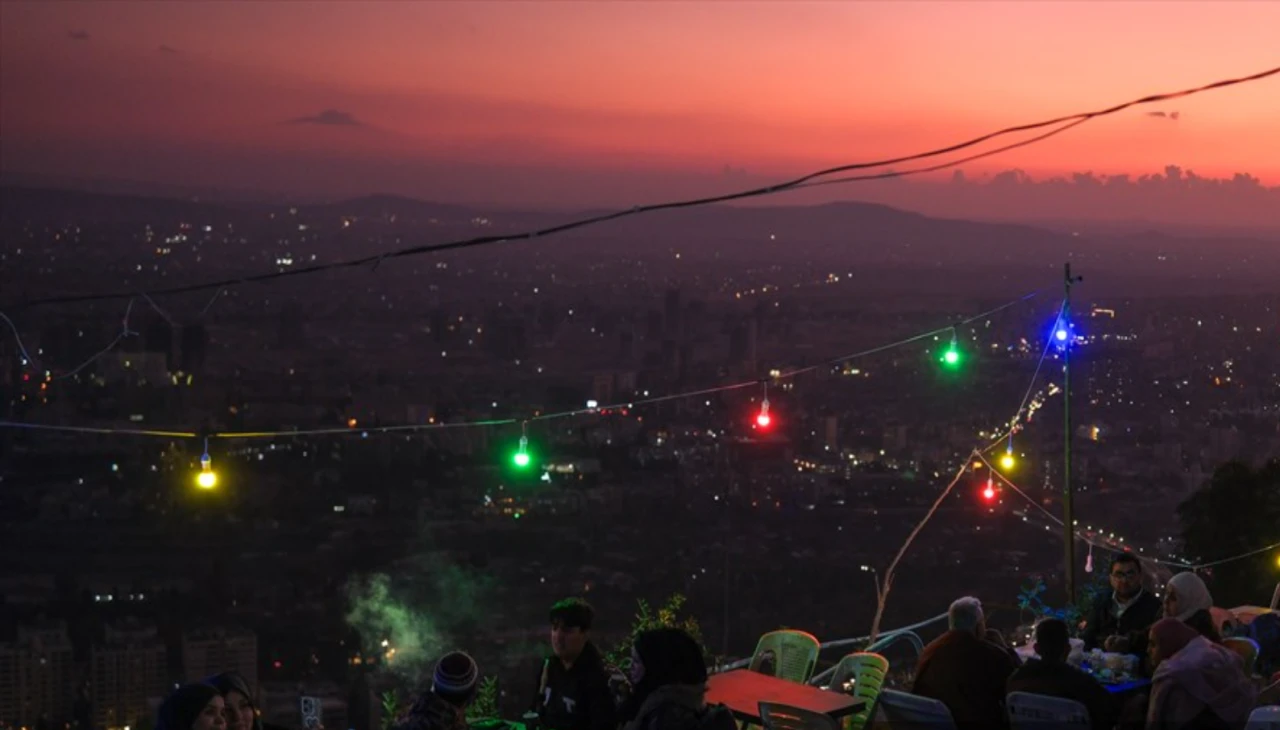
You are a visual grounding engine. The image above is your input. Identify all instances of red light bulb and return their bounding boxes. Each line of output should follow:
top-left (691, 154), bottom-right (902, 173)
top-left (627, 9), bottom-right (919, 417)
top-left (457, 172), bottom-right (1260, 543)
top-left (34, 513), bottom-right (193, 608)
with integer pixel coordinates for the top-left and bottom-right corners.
top-left (756, 412), bottom-right (772, 428)
top-left (982, 478), bottom-right (996, 501)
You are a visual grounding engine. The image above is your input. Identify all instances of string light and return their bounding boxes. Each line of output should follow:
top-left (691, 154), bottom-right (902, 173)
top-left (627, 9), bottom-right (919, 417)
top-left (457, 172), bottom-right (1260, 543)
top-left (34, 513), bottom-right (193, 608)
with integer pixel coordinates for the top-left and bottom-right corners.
top-left (941, 329), bottom-right (962, 369)
top-left (1000, 436), bottom-right (1017, 471)
top-left (1, 294), bottom-right (1038, 444)
top-left (755, 382), bottom-right (772, 429)
top-left (512, 422), bottom-right (532, 469)
top-left (981, 452), bottom-right (1280, 571)
top-left (196, 437), bottom-right (217, 489)
top-left (982, 478), bottom-right (996, 502)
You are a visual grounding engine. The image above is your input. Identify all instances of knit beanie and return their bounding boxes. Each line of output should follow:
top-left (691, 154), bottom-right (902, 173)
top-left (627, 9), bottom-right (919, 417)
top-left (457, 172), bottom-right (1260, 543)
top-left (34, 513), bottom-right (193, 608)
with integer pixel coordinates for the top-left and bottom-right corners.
top-left (432, 651), bottom-right (479, 706)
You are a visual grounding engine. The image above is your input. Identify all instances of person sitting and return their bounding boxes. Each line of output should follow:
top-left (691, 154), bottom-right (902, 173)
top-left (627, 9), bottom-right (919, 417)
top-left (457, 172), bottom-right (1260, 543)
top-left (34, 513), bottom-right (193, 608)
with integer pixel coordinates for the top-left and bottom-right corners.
top-left (157, 684), bottom-right (226, 730)
top-left (1163, 572), bottom-right (1221, 643)
top-left (913, 596), bottom-right (1017, 729)
top-left (531, 597), bottom-right (617, 730)
top-left (617, 627), bottom-right (735, 730)
top-left (1008, 618), bottom-right (1117, 729)
top-left (1145, 618), bottom-right (1256, 730)
top-left (392, 651), bottom-right (481, 730)
top-left (1082, 554), bottom-right (1162, 655)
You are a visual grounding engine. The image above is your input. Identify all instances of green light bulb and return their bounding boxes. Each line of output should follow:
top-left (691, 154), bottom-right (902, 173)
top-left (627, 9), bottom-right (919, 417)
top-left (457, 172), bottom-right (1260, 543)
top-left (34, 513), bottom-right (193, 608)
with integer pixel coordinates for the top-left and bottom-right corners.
top-left (513, 451), bottom-right (531, 468)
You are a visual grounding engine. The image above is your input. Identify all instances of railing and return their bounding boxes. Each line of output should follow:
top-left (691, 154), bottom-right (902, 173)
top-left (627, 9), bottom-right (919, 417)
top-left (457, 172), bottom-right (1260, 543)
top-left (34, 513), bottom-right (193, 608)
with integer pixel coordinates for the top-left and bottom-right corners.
top-left (714, 611), bottom-right (948, 678)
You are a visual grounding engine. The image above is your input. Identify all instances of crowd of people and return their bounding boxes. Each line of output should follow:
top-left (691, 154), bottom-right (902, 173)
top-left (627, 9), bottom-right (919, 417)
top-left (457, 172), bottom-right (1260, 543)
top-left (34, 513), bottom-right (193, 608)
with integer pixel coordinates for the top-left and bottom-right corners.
top-left (911, 555), bottom-right (1278, 729)
top-left (154, 571), bottom-right (1278, 730)
top-left (154, 598), bottom-right (733, 730)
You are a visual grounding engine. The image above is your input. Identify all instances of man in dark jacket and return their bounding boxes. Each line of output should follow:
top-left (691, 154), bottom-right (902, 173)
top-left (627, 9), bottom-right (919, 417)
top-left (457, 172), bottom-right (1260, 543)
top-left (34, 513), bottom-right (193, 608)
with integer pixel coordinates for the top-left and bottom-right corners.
top-left (1081, 553), bottom-right (1162, 655)
top-left (1008, 619), bottom-right (1116, 729)
top-left (531, 598), bottom-right (617, 730)
top-left (913, 596), bottom-right (1017, 729)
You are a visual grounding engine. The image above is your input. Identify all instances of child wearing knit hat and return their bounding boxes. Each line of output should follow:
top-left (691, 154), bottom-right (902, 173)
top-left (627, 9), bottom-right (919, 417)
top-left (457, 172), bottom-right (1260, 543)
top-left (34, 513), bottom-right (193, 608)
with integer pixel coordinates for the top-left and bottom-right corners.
top-left (433, 651), bottom-right (480, 706)
top-left (390, 651), bottom-right (481, 730)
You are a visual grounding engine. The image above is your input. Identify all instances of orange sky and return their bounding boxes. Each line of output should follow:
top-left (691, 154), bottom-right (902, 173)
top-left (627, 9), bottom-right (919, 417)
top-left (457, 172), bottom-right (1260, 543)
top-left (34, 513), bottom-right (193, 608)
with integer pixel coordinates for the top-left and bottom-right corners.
top-left (2, 0), bottom-right (1278, 202)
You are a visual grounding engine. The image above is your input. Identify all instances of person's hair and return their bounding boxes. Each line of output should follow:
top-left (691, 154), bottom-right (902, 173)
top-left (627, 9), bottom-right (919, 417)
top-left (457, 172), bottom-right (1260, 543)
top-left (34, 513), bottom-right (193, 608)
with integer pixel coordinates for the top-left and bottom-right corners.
top-left (1110, 554), bottom-right (1142, 573)
top-left (618, 628), bottom-right (708, 723)
top-left (1033, 618), bottom-right (1071, 661)
top-left (550, 597), bottom-right (594, 630)
top-left (1183, 608), bottom-right (1222, 643)
top-left (157, 684), bottom-right (221, 730)
top-left (948, 596), bottom-right (984, 632)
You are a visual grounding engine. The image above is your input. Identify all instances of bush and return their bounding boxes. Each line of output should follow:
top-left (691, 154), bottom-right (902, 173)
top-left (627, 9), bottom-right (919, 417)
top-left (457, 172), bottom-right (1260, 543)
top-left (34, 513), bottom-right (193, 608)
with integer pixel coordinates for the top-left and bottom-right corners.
top-left (605, 593), bottom-right (706, 671)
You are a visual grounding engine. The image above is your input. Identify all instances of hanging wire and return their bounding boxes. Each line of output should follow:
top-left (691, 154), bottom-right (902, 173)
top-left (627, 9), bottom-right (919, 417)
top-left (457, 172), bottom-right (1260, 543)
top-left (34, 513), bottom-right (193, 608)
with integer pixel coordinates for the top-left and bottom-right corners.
top-left (0, 289), bottom-right (1039, 440)
top-left (8, 66), bottom-right (1277, 311)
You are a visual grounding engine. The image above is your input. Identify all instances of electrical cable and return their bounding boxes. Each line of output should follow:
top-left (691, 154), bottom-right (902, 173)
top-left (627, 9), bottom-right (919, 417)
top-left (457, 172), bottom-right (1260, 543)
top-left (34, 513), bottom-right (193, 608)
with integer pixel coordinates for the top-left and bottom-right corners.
top-left (8, 66), bottom-right (1277, 311)
top-left (979, 452), bottom-right (1280, 571)
top-left (0, 288), bottom-right (1039, 440)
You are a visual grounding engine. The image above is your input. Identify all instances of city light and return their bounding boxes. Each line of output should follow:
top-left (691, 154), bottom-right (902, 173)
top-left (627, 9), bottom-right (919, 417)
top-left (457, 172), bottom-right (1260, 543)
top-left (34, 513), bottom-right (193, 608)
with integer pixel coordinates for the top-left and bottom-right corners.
top-left (1055, 328), bottom-right (1069, 342)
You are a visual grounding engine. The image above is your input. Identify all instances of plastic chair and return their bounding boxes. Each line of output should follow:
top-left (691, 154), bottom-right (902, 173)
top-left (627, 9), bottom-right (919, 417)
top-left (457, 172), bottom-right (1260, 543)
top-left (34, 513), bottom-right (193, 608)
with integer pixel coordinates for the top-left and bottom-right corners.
top-left (1224, 636), bottom-right (1261, 675)
top-left (1246, 705), bottom-right (1280, 730)
top-left (1006, 692), bottom-right (1090, 730)
top-left (825, 653), bottom-right (889, 730)
top-left (759, 703), bottom-right (840, 730)
top-left (749, 630), bottom-right (821, 684)
top-left (867, 689), bottom-right (957, 730)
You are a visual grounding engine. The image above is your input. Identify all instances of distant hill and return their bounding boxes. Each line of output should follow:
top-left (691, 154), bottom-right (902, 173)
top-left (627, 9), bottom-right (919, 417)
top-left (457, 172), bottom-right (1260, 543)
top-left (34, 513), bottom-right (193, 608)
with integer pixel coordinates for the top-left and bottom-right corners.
top-left (2, 185), bottom-right (1276, 291)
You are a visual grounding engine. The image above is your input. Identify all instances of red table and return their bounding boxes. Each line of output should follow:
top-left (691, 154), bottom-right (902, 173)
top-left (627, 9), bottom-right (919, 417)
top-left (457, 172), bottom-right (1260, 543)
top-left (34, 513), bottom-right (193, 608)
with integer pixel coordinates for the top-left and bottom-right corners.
top-left (706, 670), bottom-right (867, 722)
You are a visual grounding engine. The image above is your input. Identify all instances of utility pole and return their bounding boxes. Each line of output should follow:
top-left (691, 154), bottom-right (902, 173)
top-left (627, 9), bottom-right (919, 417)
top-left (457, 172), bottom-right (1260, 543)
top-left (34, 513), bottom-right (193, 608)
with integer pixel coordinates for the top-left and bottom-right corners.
top-left (1063, 263), bottom-right (1083, 604)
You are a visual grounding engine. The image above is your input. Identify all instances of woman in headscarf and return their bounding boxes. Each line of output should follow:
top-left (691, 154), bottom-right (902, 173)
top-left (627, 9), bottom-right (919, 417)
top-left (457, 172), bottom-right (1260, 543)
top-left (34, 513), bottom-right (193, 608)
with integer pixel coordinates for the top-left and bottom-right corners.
top-left (207, 672), bottom-right (280, 730)
top-left (157, 684), bottom-right (226, 730)
top-left (1163, 572), bottom-right (1221, 642)
top-left (1145, 618), bottom-right (1255, 730)
top-left (617, 628), bottom-right (735, 730)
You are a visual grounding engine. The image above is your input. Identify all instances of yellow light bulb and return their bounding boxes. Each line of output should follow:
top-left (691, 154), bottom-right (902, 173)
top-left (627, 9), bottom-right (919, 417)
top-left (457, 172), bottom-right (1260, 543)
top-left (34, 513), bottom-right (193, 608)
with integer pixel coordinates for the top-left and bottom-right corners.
top-left (196, 469), bottom-right (217, 489)
top-left (1000, 453), bottom-right (1016, 470)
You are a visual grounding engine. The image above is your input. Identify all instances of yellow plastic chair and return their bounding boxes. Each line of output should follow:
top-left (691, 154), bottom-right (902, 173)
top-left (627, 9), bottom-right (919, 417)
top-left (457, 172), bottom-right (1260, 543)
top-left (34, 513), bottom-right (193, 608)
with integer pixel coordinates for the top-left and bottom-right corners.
top-left (825, 652), bottom-right (889, 730)
top-left (749, 630), bottom-right (821, 684)
top-left (1223, 636), bottom-right (1260, 675)
top-left (759, 702), bottom-right (840, 730)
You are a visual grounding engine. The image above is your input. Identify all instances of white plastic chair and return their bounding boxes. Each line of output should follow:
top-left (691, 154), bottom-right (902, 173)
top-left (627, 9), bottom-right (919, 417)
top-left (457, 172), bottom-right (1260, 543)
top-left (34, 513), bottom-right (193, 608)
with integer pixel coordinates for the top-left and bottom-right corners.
top-left (868, 689), bottom-right (957, 730)
top-left (1006, 692), bottom-right (1090, 730)
top-left (1247, 705), bottom-right (1280, 730)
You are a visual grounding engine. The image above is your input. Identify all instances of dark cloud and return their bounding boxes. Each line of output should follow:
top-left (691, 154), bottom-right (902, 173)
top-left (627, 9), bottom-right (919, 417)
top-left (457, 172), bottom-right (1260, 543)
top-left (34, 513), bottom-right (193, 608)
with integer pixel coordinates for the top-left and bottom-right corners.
top-left (67, 30), bottom-right (90, 41)
top-left (158, 44), bottom-right (180, 54)
top-left (287, 109), bottom-right (364, 127)
top-left (1146, 111), bottom-right (1181, 120)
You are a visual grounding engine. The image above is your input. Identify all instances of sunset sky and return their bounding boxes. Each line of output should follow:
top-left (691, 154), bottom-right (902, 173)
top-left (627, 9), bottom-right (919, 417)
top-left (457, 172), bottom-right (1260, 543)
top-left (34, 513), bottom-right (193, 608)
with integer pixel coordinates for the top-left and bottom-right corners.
top-left (2, 1), bottom-right (1278, 206)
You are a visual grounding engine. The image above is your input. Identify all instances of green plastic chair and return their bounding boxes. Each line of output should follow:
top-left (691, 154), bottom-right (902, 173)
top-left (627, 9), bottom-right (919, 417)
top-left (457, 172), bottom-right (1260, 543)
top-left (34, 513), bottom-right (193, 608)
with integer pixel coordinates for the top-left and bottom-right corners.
top-left (826, 652), bottom-right (889, 730)
top-left (748, 630), bottom-right (821, 684)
